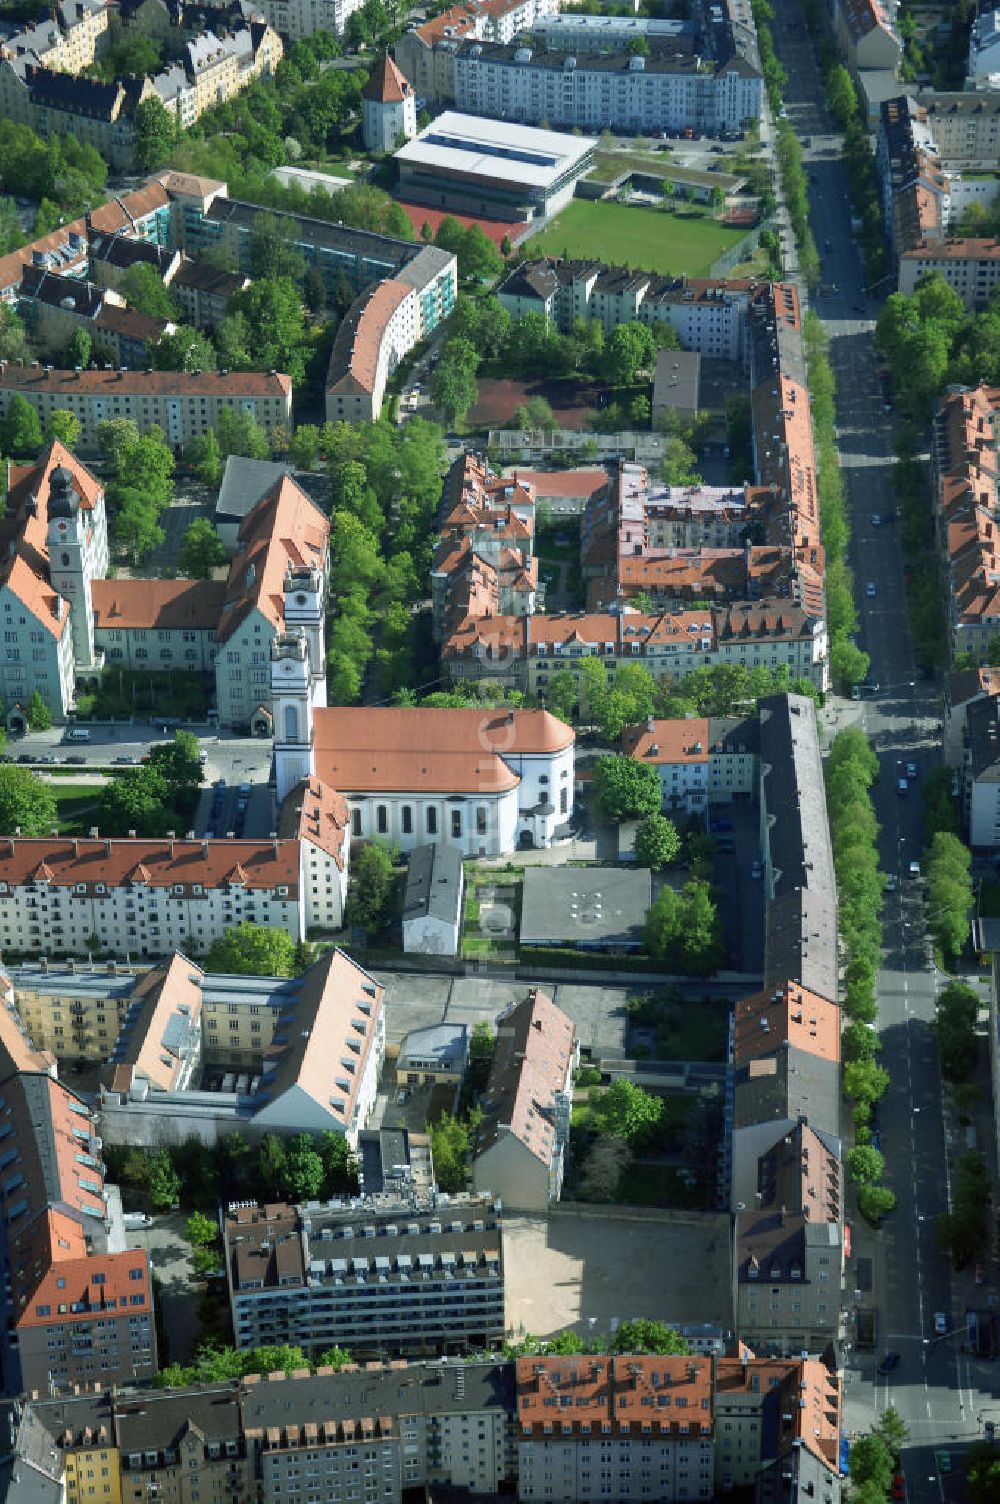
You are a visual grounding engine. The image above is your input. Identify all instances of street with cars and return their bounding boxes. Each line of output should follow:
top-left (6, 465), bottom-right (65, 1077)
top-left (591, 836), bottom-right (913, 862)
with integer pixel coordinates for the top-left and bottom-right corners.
top-left (768, 0), bottom-right (1000, 1491)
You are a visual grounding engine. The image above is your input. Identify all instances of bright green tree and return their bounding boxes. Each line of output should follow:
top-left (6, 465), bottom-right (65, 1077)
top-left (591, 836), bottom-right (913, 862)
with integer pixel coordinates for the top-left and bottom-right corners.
top-left (0, 393), bottom-right (43, 457)
top-left (205, 922), bottom-right (298, 976)
top-left (0, 766), bottom-right (57, 836)
top-left (179, 517), bottom-right (227, 578)
top-left (634, 813), bottom-right (681, 870)
top-left (45, 409), bottom-right (80, 448)
top-left (593, 755), bottom-right (662, 820)
top-left (119, 262), bottom-right (179, 320)
top-left (25, 689), bottom-right (53, 731)
top-left (345, 843), bottom-right (397, 936)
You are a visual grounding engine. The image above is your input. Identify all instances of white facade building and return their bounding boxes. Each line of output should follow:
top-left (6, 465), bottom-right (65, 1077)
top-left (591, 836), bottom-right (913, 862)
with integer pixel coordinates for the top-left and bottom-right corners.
top-left (362, 54), bottom-right (417, 154)
top-left (273, 650), bottom-right (575, 855)
top-left (0, 444), bottom-right (109, 726)
top-left (452, 41), bottom-right (763, 136)
top-left (0, 783), bottom-right (349, 961)
top-left (238, 0), bottom-right (364, 41)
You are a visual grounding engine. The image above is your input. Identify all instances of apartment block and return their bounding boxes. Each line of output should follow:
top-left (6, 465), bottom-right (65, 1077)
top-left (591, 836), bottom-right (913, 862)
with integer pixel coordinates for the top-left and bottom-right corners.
top-left (622, 714), bottom-right (759, 814)
top-left (0, 783), bottom-right (349, 961)
top-left (450, 31), bottom-right (762, 138)
top-left (394, 0), bottom-right (557, 103)
top-left (5, 945), bottom-right (382, 1150)
top-left (516, 1355), bottom-right (715, 1502)
top-left (432, 452), bottom-right (538, 639)
top-left (0, 365), bottom-right (292, 454)
top-left (223, 1192), bottom-right (505, 1357)
top-left (899, 236), bottom-right (1000, 307)
top-left (9, 1350), bottom-right (842, 1504)
top-left (758, 693), bottom-right (838, 1002)
top-left (735, 1121), bottom-right (843, 1356)
top-left (931, 382), bottom-right (1000, 661)
top-left (0, 1065), bottom-right (156, 1397)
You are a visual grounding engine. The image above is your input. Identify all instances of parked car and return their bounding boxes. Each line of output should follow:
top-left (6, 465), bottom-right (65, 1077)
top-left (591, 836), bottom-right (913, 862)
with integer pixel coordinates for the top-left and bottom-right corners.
top-left (892, 1475), bottom-right (906, 1501)
top-left (933, 1311), bottom-right (947, 1335)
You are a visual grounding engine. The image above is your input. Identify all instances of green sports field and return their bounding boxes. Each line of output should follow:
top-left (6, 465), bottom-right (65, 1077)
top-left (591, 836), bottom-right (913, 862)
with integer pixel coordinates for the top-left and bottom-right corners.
top-left (530, 199), bottom-right (747, 277)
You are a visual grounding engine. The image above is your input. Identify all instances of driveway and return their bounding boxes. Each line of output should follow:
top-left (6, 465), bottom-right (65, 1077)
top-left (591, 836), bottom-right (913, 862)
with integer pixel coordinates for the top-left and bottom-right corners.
top-left (125, 1212), bottom-right (204, 1367)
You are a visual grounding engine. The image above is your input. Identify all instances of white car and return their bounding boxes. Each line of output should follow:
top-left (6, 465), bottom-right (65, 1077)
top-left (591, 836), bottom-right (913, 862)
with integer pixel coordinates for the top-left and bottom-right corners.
top-left (871, 514), bottom-right (881, 526)
top-left (866, 582), bottom-right (877, 597)
top-left (884, 873), bottom-right (896, 892)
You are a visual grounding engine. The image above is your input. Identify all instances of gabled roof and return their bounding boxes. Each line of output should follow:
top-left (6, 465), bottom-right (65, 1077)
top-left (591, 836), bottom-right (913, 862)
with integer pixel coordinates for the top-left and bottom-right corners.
top-left (362, 52), bottom-right (412, 103)
top-left (257, 949), bottom-right (383, 1127)
top-left (312, 706), bottom-right (572, 795)
top-left (91, 578), bottom-right (226, 631)
top-left (217, 474), bottom-right (329, 642)
top-left (476, 988), bottom-right (575, 1167)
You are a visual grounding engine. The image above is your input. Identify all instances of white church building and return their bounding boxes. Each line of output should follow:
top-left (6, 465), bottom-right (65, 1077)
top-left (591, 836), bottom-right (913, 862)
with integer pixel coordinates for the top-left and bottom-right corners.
top-left (271, 632), bottom-right (575, 856)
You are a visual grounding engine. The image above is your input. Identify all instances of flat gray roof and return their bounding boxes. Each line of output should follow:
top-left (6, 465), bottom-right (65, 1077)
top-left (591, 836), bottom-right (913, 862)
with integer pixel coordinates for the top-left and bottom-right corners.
top-left (396, 111), bottom-right (596, 189)
top-left (520, 866), bottom-right (651, 947)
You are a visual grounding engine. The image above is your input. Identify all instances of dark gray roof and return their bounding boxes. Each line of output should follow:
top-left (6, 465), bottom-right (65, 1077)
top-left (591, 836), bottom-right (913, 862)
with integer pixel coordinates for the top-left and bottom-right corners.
top-left (763, 887), bottom-right (838, 1003)
top-left (403, 844), bottom-right (463, 924)
top-left (398, 1023), bottom-right (468, 1072)
top-left (733, 1044), bottom-right (840, 1142)
top-left (240, 1359), bottom-right (514, 1429)
top-left (172, 259), bottom-right (247, 297)
top-left (758, 694), bottom-right (834, 902)
top-left (966, 693), bottom-right (1000, 781)
top-left (707, 714), bottom-right (759, 754)
top-left (652, 348), bottom-right (701, 412)
top-left (215, 455), bottom-right (291, 524)
top-left (114, 1387), bottom-right (242, 1454)
top-left (89, 234), bottom-right (176, 275)
top-left (19, 265), bottom-right (103, 318)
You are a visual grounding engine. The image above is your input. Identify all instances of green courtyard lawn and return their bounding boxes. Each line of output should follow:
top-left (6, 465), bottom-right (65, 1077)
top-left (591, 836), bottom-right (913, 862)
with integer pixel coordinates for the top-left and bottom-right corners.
top-left (531, 199), bottom-right (748, 277)
top-left (50, 782), bottom-right (103, 836)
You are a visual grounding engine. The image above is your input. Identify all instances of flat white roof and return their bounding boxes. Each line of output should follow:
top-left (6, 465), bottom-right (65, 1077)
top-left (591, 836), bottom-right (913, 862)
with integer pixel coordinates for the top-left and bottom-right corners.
top-left (537, 13), bottom-right (691, 33)
top-left (271, 165), bottom-right (352, 194)
top-left (395, 110), bottom-right (596, 189)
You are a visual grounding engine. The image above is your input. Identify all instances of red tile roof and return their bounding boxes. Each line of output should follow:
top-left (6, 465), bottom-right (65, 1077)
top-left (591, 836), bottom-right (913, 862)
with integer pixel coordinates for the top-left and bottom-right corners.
top-left (218, 474), bottom-right (329, 642)
top-left (622, 717), bottom-right (710, 765)
top-left (0, 835), bottom-right (301, 895)
top-left (362, 52), bottom-right (412, 102)
top-left (92, 578), bottom-right (226, 631)
top-left (312, 706), bottom-right (573, 794)
top-left (0, 365), bottom-right (292, 398)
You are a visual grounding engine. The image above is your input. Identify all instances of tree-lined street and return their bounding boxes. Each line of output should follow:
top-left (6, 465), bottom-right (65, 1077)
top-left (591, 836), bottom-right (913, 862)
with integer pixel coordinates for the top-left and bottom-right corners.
top-left (769, 0), bottom-right (1000, 1494)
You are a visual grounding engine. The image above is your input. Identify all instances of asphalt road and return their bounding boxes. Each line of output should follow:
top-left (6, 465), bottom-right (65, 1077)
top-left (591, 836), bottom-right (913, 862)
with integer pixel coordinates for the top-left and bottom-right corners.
top-left (768, 0), bottom-right (1000, 1491)
top-left (9, 724), bottom-right (273, 790)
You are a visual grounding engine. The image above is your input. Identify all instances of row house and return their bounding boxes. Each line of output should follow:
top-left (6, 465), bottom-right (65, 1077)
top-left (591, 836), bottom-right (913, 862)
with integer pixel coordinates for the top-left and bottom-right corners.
top-left (443, 601), bottom-right (829, 698)
top-left (497, 259), bottom-right (764, 364)
top-left (0, 0), bottom-right (109, 74)
top-left (0, 782), bottom-right (349, 961)
top-left (930, 383), bottom-right (1000, 661)
top-left (0, 1064), bottom-right (156, 1397)
top-left (13, 1349), bottom-right (842, 1504)
top-left (0, 363), bottom-right (293, 454)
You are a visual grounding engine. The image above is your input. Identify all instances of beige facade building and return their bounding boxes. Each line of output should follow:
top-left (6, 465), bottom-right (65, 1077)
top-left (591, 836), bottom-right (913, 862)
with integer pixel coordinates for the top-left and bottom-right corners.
top-left (0, 365), bottom-right (293, 453)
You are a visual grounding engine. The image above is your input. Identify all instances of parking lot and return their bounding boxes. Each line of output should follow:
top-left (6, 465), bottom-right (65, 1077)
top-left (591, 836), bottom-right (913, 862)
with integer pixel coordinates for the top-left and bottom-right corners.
top-left (502, 1207), bottom-right (732, 1340)
top-left (125, 1212), bottom-right (207, 1366)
